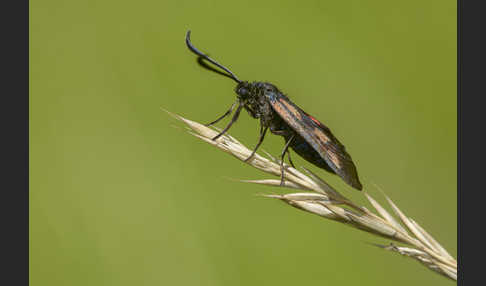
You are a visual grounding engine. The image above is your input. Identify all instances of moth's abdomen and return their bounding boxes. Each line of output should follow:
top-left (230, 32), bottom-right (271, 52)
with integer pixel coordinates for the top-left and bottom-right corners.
top-left (287, 134), bottom-right (335, 174)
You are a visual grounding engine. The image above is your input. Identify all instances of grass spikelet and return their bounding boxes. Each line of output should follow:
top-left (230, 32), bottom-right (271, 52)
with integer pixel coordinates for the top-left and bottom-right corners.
top-left (167, 110), bottom-right (457, 281)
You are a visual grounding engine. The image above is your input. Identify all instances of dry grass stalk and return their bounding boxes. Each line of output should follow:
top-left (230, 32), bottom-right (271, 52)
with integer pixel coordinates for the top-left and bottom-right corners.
top-left (166, 111), bottom-right (457, 281)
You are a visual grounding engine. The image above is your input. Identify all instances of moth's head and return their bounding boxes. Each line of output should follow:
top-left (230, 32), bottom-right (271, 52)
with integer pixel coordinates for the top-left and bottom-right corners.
top-left (235, 81), bottom-right (252, 100)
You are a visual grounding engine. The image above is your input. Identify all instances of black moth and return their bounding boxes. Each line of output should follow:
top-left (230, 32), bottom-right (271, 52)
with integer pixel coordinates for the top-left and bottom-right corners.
top-left (185, 31), bottom-right (362, 191)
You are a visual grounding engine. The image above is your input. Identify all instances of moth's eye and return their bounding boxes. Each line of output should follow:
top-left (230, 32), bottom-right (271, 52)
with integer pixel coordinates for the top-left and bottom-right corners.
top-left (238, 88), bottom-right (248, 96)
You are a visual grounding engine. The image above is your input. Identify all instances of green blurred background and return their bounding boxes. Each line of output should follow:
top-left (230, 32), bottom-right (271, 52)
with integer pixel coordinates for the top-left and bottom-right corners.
top-left (30, 0), bottom-right (456, 285)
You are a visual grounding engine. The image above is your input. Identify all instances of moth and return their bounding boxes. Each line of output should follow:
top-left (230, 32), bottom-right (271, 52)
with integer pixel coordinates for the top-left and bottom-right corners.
top-left (185, 31), bottom-right (362, 191)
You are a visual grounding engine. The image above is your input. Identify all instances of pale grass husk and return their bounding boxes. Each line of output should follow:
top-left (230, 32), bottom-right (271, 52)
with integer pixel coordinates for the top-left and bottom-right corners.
top-left (166, 110), bottom-right (457, 281)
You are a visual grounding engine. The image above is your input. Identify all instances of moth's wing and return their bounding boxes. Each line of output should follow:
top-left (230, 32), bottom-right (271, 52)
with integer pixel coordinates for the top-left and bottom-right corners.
top-left (266, 93), bottom-right (362, 190)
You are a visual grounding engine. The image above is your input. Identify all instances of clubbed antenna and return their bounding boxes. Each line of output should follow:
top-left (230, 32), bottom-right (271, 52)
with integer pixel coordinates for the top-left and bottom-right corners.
top-left (185, 30), bottom-right (242, 83)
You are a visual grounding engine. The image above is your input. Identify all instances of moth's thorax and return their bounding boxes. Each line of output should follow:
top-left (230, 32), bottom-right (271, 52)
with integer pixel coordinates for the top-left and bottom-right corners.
top-left (235, 82), bottom-right (285, 132)
top-left (235, 81), bottom-right (280, 100)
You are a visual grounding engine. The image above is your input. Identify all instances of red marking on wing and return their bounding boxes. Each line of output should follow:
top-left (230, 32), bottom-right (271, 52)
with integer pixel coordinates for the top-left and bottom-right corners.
top-left (309, 115), bottom-right (321, 125)
top-left (304, 111), bottom-right (330, 131)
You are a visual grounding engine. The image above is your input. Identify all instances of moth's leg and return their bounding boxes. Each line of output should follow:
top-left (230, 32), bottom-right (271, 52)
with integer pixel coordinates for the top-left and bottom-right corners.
top-left (280, 134), bottom-right (295, 186)
top-left (274, 129), bottom-right (295, 168)
top-left (286, 149), bottom-right (296, 168)
top-left (212, 102), bottom-right (244, 141)
top-left (206, 102), bottom-right (236, 126)
top-left (244, 122), bottom-right (268, 162)
top-left (270, 129), bottom-right (296, 168)
top-left (271, 130), bottom-right (287, 136)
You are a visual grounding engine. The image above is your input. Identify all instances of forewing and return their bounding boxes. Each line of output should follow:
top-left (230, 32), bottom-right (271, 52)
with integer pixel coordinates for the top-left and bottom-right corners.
top-left (266, 93), bottom-right (362, 190)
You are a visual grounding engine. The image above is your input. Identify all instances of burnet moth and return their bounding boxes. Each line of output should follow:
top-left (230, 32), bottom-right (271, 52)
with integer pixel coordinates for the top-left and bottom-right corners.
top-left (185, 31), bottom-right (363, 191)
